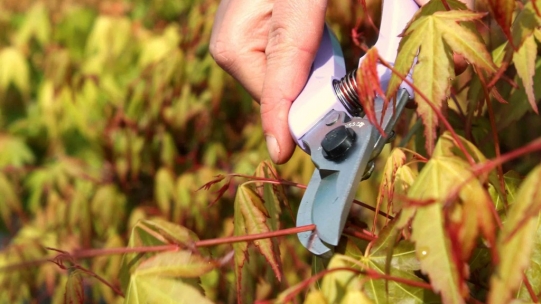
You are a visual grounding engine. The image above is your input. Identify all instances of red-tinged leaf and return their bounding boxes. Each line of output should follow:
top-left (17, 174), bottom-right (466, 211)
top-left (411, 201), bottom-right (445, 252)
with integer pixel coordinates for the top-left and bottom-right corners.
top-left (486, 0), bottom-right (515, 46)
top-left (412, 16), bottom-right (453, 154)
top-left (236, 184), bottom-right (281, 281)
top-left (488, 164), bottom-right (541, 304)
top-left (134, 250), bottom-right (216, 278)
top-left (357, 47), bottom-right (386, 135)
top-left (64, 270), bottom-right (84, 304)
top-left (513, 34), bottom-right (539, 114)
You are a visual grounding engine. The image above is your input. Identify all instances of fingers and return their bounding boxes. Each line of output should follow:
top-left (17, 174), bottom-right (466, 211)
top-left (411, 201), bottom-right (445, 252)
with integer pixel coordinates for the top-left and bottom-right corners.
top-left (414, 0), bottom-right (474, 8)
top-left (260, 0), bottom-right (328, 164)
top-left (210, 0), bottom-right (272, 100)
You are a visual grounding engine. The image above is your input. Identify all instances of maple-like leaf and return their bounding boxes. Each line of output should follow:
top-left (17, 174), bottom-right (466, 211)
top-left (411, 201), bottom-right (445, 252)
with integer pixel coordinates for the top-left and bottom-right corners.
top-left (486, 0), bottom-right (515, 46)
top-left (388, 10), bottom-right (495, 154)
top-left (488, 164), bottom-right (541, 304)
top-left (400, 147), bottom-right (494, 304)
top-left (513, 34), bottom-right (539, 114)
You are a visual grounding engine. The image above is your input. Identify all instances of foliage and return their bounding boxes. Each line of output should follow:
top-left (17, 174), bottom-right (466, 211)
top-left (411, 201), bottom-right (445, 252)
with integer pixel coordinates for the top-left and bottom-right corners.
top-left (0, 0), bottom-right (541, 303)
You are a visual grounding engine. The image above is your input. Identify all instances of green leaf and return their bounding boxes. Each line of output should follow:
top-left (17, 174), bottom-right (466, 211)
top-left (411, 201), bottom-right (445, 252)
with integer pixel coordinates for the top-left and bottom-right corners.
top-left (64, 270), bottom-right (84, 304)
top-left (0, 47), bottom-right (29, 95)
top-left (513, 34), bottom-right (538, 114)
top-left (488, 164), bottom-right (541, 304)
top-left (134, 251), bottom-right (215, 278)
top-left (125, 275), bottom-right (212, 304)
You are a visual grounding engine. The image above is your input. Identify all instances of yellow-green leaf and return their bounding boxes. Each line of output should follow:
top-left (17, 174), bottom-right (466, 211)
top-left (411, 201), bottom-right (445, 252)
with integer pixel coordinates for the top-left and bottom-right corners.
top-left (405, 156), bottom-right (494, 303)
top-left (513, 34), bottom-right (538, 114)
top-left (125, 275), bottom-right (213, 304)
top-left (0, 47), bottom-right (29, 95)
top-left (134, 251), bottom-right (215, 278)
top-left (488, 165), bottom-right (541, 304)
top-left (340, 291), bottom-right (373, 304)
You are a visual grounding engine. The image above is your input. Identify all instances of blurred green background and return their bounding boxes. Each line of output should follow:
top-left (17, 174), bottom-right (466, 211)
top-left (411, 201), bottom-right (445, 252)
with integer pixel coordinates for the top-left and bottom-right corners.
top-left (0, 0), bottom-right (385, 302)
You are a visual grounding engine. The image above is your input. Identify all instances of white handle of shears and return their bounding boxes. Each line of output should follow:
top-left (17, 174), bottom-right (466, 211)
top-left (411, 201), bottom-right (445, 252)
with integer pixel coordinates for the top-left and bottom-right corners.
top-left (364, 0), bottom-right (419, 96)
top-left (288, 0), bottom-right (419, 150)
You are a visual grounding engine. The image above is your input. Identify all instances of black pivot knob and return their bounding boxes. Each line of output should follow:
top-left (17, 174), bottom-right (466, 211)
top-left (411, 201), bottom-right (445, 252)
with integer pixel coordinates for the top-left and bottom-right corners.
top-left (321, 125), bottom-right (356, 160)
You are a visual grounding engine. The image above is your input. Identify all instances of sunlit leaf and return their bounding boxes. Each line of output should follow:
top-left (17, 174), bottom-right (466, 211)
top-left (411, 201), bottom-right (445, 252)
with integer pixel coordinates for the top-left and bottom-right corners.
top-left (0, 47), bottom-right (29, 95)
top-left (340, 290), bottom-right (373, 304)
top-left (489, 165), bottom-right (541, 304)
top-left (134, 250), bottom-right (215, 278)
top-left (513, 35), bottom-right (538, 114)
top-left (304, 290), bottom-right (328, 304)
top-left (125, 275), bottom-right (212, 304)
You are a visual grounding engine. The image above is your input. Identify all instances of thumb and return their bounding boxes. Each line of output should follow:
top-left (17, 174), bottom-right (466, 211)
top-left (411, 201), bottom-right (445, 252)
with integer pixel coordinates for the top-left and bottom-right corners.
top-left (260, 0), bottom-right (327, 164)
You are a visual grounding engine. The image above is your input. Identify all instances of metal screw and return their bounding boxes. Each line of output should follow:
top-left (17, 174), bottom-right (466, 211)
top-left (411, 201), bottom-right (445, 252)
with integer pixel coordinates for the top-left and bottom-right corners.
top-left (325, 112), bottom-right (340, 126)
top-left (321, 126), bottom-right (356, 160)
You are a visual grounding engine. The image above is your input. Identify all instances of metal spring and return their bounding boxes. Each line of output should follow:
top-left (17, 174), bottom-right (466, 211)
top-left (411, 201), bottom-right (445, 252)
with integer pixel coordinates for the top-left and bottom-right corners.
top-left (333, 68), bottom-right (364, 117)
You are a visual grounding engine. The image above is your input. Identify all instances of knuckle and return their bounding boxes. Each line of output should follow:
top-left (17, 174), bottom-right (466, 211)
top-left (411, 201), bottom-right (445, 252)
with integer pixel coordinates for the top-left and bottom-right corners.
top-left (265, 25), bottom-right (315, 60)
top-left (209, 38), bottom-right (237, 71)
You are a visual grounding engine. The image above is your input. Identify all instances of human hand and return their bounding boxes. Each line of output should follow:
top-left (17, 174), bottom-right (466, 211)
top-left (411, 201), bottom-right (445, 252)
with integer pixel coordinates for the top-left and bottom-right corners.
top-left (210, 0), bottom-right (474, 165)
top-left (210, 0), bottom-right (328, 164)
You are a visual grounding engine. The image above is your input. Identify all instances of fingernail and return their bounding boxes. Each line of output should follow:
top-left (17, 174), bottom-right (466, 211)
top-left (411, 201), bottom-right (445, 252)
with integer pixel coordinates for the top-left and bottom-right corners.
top-left (266, 135), bottom-right (281, 163)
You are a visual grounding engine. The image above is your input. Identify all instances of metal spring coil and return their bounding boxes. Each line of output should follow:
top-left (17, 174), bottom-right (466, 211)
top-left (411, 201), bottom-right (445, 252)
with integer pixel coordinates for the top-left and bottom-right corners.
top-left (333, 68), bottom-right (364, 117)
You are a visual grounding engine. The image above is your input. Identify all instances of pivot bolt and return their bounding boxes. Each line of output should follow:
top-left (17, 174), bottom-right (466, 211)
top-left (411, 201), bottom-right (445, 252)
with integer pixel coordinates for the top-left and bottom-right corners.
top-left (321, 126), bottom-right (356, 160)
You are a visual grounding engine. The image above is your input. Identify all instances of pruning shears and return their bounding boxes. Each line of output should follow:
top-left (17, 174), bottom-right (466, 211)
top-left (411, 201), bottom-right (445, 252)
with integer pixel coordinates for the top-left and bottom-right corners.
top-left (289, 0), bottom-right (419, 257)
